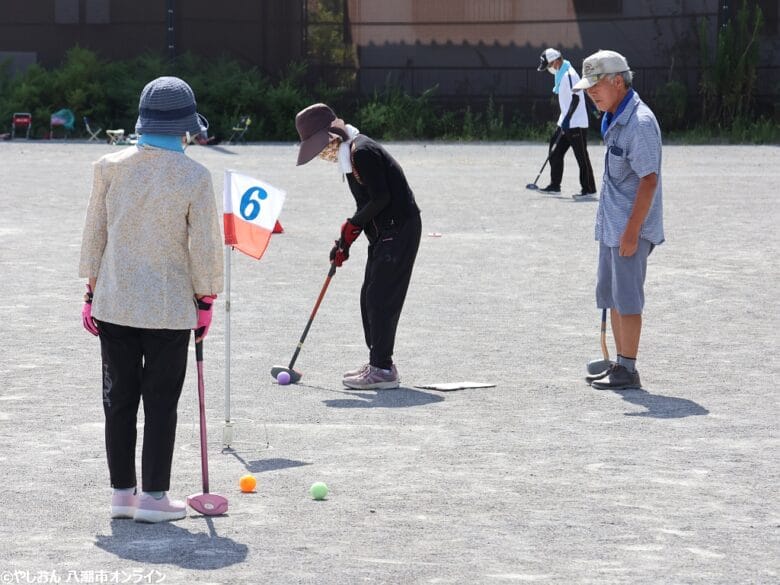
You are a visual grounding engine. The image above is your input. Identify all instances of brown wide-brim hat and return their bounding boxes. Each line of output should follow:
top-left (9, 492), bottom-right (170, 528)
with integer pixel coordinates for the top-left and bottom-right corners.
top-left (295, 103), bottom-right (349, 166)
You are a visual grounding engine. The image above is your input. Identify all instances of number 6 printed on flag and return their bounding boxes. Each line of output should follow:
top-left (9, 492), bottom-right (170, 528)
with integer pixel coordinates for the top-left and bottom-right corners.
top-left (223, 170), bottom-right (286, 260)
top-left (240, 186), bottom-right (267, 221)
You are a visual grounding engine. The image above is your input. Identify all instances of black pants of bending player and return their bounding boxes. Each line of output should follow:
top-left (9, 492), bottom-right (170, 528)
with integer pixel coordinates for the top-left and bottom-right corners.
top-left (97, 321), bottom-right (190, 491)
top-left (548, 127), bottom-right (597, 193)
top-left (360, 214), bottom-right (422, 370)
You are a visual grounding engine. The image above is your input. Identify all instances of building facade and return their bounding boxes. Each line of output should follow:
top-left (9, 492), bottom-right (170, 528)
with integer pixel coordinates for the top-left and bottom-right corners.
top-left (0, 0), bottom-right (303, 76)
top-left (1, 0), bottom-right (777, 114)
top-left (346, 0), bottom-right (779, 107)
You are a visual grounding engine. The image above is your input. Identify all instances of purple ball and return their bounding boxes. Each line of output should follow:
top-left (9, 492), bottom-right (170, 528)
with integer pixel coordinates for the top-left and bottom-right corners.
top-left (277, 371), bottom-right (291, 385)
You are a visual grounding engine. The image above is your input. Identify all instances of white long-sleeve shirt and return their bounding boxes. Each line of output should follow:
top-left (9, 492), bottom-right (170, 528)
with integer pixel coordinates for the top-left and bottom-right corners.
top-left (557, 67), bottom-right (589, 129)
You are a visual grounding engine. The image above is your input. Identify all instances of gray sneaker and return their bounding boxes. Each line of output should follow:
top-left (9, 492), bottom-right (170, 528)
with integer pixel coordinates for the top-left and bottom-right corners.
top-left (585, 363), bottom-right (616, 384)
top-left (343, 363), bottom-right (370, 379)
top-left (591, 364), bottom-right (641, 390)
top-left (343, 365), bottom-right (400, 390)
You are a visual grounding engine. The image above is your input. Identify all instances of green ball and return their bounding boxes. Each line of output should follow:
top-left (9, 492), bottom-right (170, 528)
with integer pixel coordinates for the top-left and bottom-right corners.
top-left (309, 481), bottom-right (328, 500)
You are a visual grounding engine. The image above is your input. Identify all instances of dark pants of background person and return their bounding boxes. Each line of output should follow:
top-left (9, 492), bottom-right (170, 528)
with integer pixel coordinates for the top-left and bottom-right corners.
top-left (360, 213), bottom-right (422, 370)
top-left (548, 126), bottom-right (597, 193)
top-left (97, 321), bottom-right (190, 492)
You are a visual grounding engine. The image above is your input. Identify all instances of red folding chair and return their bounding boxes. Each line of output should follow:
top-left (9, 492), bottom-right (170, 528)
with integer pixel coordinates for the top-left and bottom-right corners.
top-left (11, 113), bottom-right (32, 139)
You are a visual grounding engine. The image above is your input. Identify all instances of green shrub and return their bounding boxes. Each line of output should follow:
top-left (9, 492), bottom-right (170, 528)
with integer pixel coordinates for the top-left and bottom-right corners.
top-left (354, 84), bottom-right (441, 139)
top-left (666, 116), bottom-right (779, 144)
top-left (698, 0), bottom-right (763, 126)
top-left (654, 80), bottom-right (688, 131)
top-left (0, 47), bottom-right (316, 140)
top-left (0, 45), bottom-right (774, 143)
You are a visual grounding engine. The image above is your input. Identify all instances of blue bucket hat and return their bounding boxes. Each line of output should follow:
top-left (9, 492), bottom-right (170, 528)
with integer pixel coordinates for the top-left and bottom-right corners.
top-left (135, 76), bottom-right (207, 136)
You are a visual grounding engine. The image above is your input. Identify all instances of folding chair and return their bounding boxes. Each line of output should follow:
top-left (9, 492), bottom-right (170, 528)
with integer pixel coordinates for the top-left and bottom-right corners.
top-left (227, 115), bottom-right (251, 144)
top-left (50, 108), bottom-right (75, 139)
top-left (11, 113), bottom-right (32, 139)
top-left (84, 117), bottom-right (102, 142)
top-left (105, 129), bottom-right (125, 145)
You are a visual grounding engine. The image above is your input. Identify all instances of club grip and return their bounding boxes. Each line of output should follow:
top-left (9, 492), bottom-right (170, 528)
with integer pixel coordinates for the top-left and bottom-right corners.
top-left (196, 340), bottom-right (203, 362)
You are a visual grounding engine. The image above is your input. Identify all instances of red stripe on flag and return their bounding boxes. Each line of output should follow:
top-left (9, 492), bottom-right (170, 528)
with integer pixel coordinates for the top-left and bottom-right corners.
top-left (223, 214), bottom-right (273, 259)
top-left (223, 213), bottom-right (237, 246)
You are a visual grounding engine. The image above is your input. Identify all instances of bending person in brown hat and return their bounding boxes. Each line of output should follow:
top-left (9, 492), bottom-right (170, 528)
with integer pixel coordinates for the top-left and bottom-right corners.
top-left (295, 103), bottom-right (422, 390)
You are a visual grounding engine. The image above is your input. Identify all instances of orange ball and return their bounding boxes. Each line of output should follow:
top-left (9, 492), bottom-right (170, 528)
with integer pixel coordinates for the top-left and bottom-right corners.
top-left (239, 474), bottom-right (257, 493)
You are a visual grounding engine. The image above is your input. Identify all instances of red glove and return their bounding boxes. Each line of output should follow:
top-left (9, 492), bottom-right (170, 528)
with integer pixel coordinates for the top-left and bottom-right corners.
top-left (81, 284), bottom-right (99, 336)
top-left (194, 295), bottom-right (217, 340)
top-left (329, 239), bottom-right (350, 267)
top-left (329, 219), bottom-right (362, 267)
top-left (340, 219), bottom-right (362, 247)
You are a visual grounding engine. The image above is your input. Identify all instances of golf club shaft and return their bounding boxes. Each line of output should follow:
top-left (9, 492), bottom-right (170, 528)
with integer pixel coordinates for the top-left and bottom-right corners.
top-left (287, 263), bottom-right (337, 370)
top-left (195, 341), bottom-right (210, 494)
top-left (530, 131), bottom-right (564, 186)
top-left (599, 308), bottom-right (609, 362)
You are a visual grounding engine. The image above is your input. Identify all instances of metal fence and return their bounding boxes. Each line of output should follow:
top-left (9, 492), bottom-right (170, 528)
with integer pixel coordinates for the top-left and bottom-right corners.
top-left (306, 4), bottom-right (779, 115)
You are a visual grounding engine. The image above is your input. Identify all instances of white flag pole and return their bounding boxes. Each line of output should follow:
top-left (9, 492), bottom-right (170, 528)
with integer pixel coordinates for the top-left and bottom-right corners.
top-left (222, 171), bottom-right (234, 448)
top-left (223, 246), bottom-right (234, 447)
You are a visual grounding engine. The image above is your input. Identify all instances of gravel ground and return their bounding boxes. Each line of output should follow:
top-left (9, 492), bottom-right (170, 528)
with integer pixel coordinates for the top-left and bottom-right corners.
top-left (0, 140), bottom-right (777, 585)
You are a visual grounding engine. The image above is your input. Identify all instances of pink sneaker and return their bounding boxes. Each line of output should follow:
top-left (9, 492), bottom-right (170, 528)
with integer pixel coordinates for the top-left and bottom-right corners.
top-left (343, 363), bottom-right (370, 379)
top-left (110, 490), bottom-right (139, 519)
top-left (134, 493), bottom-right (187, 523)
top-left (343, 365), bottom-right (400, 390)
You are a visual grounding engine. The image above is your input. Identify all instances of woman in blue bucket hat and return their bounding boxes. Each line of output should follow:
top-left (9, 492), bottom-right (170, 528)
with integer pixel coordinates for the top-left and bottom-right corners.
top-left (79, 77), bottom-right (223, 523)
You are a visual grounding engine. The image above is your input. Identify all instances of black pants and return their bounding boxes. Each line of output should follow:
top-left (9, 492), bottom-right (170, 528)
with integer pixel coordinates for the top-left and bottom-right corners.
top-left (360, 214), bottom-right (422, 370)
top-left (548, 127), bottom-right (597, 193)
top-left (97, 321), bottom-right (190, 491)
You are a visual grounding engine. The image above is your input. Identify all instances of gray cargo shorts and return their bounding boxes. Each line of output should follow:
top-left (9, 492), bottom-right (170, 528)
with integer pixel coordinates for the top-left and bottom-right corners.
top-left (596, 239), bottom-right (654, 315)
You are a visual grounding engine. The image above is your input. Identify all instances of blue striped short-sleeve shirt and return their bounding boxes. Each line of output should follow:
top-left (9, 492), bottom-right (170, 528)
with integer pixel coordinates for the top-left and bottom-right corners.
top-left (595, 91), bottom-right (665, 247)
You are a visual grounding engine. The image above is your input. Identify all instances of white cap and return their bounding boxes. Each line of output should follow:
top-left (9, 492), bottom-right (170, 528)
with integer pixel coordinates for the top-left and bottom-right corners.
top-left (572, 50), bottom-right (630, 90)
top-left (537, 48), bottom-right (562, 71)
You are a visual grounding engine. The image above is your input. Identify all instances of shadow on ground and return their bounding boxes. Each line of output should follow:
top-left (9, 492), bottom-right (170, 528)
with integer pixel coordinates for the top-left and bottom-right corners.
top-left (225, 452), bottom-right (311, 474)
top-left (323, 386), bottom-right (444, 408)
top-left (613, 388), bottom-right (709, 418)
top-left (95, 518), bottom-right (248, 569)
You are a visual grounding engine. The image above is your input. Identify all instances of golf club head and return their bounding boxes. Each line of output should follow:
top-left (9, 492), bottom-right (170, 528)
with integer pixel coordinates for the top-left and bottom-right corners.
top-left (187, 492), bottom-right (229, 516)
top-left (586, 359), bottom-right (613, 375)
top-left (525, 183), bottom-right (539, 191)
top-left (270, 365), bottom-right (302, 384)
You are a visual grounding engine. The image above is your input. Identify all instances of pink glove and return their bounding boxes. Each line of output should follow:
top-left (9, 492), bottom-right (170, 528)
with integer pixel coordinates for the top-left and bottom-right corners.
top-left (194, 295), bottom-right (217, 340)
top-left (82, 284), bottom-right (99, 336)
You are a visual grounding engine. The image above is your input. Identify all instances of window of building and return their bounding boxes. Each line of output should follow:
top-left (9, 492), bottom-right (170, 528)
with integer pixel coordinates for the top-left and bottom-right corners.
top-left (573, 0), bottom-right (623, 14)
top-left (55, 0), bottom-right (79, 24)
top-left (86, 0), bottom-right (110, 24)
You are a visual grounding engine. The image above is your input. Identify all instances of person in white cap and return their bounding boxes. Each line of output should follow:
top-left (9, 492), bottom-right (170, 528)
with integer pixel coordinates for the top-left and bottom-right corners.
top-left (536, 48), bottom-right (596, 196)
top-left (79, 76), bottom-right (224, 522)
top-left (573, 51), bottom-right (665, 390)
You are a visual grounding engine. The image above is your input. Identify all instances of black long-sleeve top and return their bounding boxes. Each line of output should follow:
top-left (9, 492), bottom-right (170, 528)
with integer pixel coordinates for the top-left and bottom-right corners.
top-left (346, 135), bottom-right (420, 242)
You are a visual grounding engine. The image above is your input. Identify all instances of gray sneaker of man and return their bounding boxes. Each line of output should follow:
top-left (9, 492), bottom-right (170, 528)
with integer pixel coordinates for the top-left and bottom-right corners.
top-left (590, 364), bottom-right (641, 390)
top-left (585, 363), bottom-right (615, 384)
